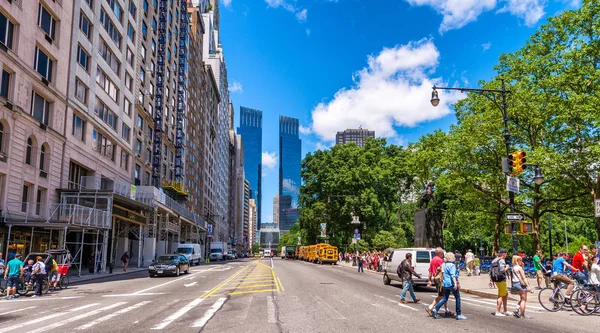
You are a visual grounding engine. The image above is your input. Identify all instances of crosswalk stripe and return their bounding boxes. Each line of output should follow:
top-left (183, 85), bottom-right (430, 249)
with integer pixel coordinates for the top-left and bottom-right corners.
top-left (75, 301), bottom-right (152, 330)
top-left (0, 306), bottom-right (37, 315)
top-left (151, 298), bottom-right (204, 330)
top-left (0, 304), bottom-right (98, 333)
top-left (191, 297), bottom-right (227, 328)
top-left (27, 302), bottom-right (127, 333)
top-left (376, 295), bottom-right (418, 311)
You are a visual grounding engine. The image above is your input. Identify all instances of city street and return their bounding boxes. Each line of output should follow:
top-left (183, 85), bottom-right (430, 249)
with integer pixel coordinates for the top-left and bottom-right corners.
top-left (0, 258), bottom-right (597, 333)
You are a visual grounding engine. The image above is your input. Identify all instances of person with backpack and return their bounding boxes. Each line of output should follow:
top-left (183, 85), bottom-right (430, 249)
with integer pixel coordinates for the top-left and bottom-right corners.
top-left (398, 253), bottom-right (422, 304)
top-left (121, 252), bottom-right (130, 272)
top-left (431, 252), bottom-right (467, 320)
top-left (491, 249), bottom-right (510, 316)
top-left (31, 256), bottom-right (47, 297)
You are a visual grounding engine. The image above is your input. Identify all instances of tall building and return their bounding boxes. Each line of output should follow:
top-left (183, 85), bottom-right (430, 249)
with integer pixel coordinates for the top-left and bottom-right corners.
top-left (228, 129), bottom-right (244, 253)
top-left (237, 107), bottom-right (262, 229)
top-left (243, 179), bottom-right (250, 249)
top-left (273, 195), bottom-right (279, 225)
top-left (335, 128), bottom-right (375, 148)
top-left (278, 116), bottom-right (301, 233)
top-left (248, 198), bottom-right (256, 247)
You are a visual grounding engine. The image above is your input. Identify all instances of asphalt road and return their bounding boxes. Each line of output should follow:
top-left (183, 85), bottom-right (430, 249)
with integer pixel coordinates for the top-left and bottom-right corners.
top-left (0, 258), bottom-right (597, 333)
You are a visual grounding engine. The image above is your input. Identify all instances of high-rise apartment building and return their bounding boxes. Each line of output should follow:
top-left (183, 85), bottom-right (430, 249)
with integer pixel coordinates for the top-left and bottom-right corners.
top-left (248, 198), bottom-right (256, 247)
top-left (273, 195), bottom-right (279, 225)
top-left (243, 178), bottom-right (250, 249)
top-left (335, 128), bottom-right (375, 148)
top-left (279, 116), bottom-right (301, 232)
top-left (237, 107), bottom-right (262, 229)
top-left (228, 129), bottom-right (244, 252)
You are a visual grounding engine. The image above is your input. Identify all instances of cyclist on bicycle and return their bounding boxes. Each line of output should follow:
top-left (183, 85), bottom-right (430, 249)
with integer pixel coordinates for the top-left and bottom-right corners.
top-left (572, 244), bottom-right (590, 284)
top-left (552, 252), bottom-right (578, 296)
top-left (590, 257), bottom-right (600, 290)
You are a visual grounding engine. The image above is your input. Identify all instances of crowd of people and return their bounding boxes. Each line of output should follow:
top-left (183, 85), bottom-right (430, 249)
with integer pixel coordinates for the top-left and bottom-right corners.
top-left (340, 251), bottom-right (389, 273)
top-left (0, 253), bottom-right (61, 300)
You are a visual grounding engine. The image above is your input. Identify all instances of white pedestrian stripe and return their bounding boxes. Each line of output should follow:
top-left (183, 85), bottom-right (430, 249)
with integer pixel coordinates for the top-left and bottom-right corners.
top-left (267, 296), bottom-right (277, 323)
top-left (0, 306), bottom-right (37, 315)
top-left (314, 295), bottom-right (347, 318)
top-left (376, 295), bottom-right (418, 312)
top-left (75, 301), bottom-right (151, 330)
top-left (27, 302), bottom-right (127, 333)
top-left (152, 298), bottom-right (205, 330)
top-left (191, 297), bottom-right (227, 328)
top-left (184, 282), bottom-right (198, 287)
top-left (103, 293), bottom-right (164, 297)
top-left (0, 304), bottom-right (98, 333)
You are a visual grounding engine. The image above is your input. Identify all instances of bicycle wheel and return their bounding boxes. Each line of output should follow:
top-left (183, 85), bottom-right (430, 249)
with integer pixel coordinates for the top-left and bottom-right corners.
top-left (59, 275), bottom-right (69, 289)
top-left (538, 287), bottom-right (564, 312)
top-left (42, 280), bottom-right (50, 295)
top-left (16, 281), bottom-right (29, 296)
top-left (571, 289), bottom-right (587, 315)
top-left (576, 291), bottom-right (599, 316)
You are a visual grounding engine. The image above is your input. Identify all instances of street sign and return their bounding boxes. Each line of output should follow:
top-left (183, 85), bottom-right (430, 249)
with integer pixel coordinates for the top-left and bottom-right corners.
top-left (354, 228), bottom-right (359, 235)
top-left (595, 199), bottom-right (600, 217)
top-left (506, 176), bottom-right (520, 193)
top-left (320, 223), bottom-right (327, 238)
top-left (354, 233), bottom-right (361, 239)
top-left (351, 216), bottom-right (361, 224)
top-left (352, 238), bottom-right (357, 244)
top-left (506, 213), bottom-right (525, 221)
top-left (298, 236), bottom-right (301, 245)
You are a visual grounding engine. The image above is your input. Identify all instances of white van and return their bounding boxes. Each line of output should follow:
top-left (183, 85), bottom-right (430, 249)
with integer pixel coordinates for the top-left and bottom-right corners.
top-left (382, 248), bottom-right (437, 287)
top-left (176, 244), bottom-right (202, 265)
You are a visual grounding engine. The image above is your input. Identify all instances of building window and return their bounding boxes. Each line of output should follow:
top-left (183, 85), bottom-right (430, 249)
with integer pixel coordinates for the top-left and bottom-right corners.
top-left (0, 13), bottom-right (14, 49)
top-left (141, 45), bottom-right (146, 60)
top-left (1, 69), bottom-right (10, 98)
top-left (151, 40), bottom-right (156, 54)
top-left (120, 151), bottom-right (129, 170)
top-left (145, 171), bottom-right (151, 185)
top-left (125, 73), bottom-right (133, 92)
top-left (124, 98), bottom-right (132, 116)
top-left (138, 89), bottom-right (144, 104)
top-left (95, 67), bottom-right (119, 102)
top-left (149, 61), bottom-right (155, 74)
top-left (79, 12), bottom-right (91, 40)
top-left (139, 67), bottom-right (145, 83)
top-left (75, 78), bottom-right (88, 103)
top-left (36, 188), bottom-right (46, 215)
top-left (68, 161), bottom-right (88, 189)
top-left (100, 9), bottom-right (122, 48)
top-left (77, 45), bottom-right (90, 71)
top-left (34, 47), bottom-right (53, 81)
top-left (94, 98), bottom-right (117, 131)
top-left (106, 0), bottom-right (123, 24)
top-left (25, 137), bottom-right (34, 165)
top-left (21, 184), bottom-right (30, 212)
top-left (31, 92), bottom-right (50, 125)
top-left (135, 164), bottom-right (141, 181)
top-left (137, 115), bottom-right (143, 128)
top-left (142, 22), bottom-right (147, 39)
top-left (129, 1), bottom-right (137, 19)
top-left (146, 148), bottom-right (151, 163)
top-left (146, 125), bottom-right (152, 138)
top-left (126, 48), bottom-right (134, 66)
top-left (84, 0), bottom-right (93, 8)
top-left (72, 113), bottom-right (85, 141)
top-left (143, 0), bottom-right (148, 14)
top-left (39, 143), bottom-right (48, 171)
top-left (148, 103), bottom-right (153, 116)
top-left (136, 139), bottom-right (142, 154)
top-left (37, 3), bottom-right (56, 40)
top-left (92, 129), bottom-right (115, 161)
top-left (127, 23), bottom-right (135, 41)
top-left (122, 124), bottom-right (130, 141)
top-left (0, 122), bottom-right (5, 153)
top-left (98, 38), bottom-right (120, 75)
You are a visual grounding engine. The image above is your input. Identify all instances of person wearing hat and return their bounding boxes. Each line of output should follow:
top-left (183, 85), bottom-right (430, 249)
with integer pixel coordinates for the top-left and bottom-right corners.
top-left (4, 253), bottom-right (24, 300)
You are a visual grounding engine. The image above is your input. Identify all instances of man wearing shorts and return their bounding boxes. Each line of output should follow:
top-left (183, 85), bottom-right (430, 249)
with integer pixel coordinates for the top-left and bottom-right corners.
top-left (533, 249), bottom-right (547, 289)
top-left (50, 258), bottom-right (59, 291)
top-left (426, 248), bottom-right (452, 317)
top-left (493, 249), bottom-right (510, 316)
top-left (4, 253), bottom-right (24, 300)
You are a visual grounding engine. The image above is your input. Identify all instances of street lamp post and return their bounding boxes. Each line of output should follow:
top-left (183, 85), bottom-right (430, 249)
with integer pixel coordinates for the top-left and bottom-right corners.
top-left (431, 79), bottom-right (522, 253)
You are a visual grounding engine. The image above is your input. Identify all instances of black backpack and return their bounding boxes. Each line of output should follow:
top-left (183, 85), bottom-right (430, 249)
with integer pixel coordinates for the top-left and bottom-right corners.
top-left (396, 262), bottom-right (404, 278)
top-left (490, 258), bottom-right (506, 282)
top-left (44, 258), bottom-right (53, 274)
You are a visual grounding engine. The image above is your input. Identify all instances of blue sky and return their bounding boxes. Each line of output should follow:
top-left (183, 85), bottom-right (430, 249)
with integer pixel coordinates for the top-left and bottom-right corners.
top-left (218, 0), bottom-right (580, 223)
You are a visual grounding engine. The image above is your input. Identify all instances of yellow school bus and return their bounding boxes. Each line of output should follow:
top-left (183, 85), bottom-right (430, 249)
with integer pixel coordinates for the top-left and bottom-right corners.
top-left (317, 245), bottom-right (338, 265)
top-left (313, 243), bottom-right (329, 263)
top-left (307, 245), bottom-right (317, 262)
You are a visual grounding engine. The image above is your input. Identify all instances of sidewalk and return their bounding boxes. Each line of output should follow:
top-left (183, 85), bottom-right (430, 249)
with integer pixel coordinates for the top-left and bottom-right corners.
top-left (69, 267), bottom-right (147, 285)
top-left (336, 260), bottom-right (541, 301)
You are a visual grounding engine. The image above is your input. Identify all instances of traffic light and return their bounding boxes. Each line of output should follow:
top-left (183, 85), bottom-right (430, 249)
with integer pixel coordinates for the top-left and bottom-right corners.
top-left (507, 153), bottom-right (516, 174)
top-left (508, 150), bottom-right (527, 175)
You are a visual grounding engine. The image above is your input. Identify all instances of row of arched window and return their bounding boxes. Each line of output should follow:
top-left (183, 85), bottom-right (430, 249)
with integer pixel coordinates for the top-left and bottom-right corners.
top-left (0, 119), bottom-right (50, 174)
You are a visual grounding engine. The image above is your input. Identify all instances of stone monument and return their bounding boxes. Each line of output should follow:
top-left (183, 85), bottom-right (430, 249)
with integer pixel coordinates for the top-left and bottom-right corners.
top-left (414, 182), bottom-right (443, 248)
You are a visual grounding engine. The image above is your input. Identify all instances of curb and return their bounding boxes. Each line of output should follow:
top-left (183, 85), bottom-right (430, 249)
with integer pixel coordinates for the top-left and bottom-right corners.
top-left (461, 288), bottom-right (519, 301)
top-left (337, 262), bottom-right (384, 276)
top-left (70, 269), bottom-right (145, 285)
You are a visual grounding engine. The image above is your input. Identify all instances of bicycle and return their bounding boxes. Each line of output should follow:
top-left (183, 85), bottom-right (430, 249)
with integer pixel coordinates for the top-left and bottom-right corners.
top-left (538, 274), bottom-right (581, 312)
top-left (15, 276), bottom-right (49, 296)
top-left (570, 286), bottom-right (600, 316)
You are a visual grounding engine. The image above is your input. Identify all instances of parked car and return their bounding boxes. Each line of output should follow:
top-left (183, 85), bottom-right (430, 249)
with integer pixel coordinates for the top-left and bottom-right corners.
top-left (382, 248), bottom-right (436, 287)
top-left (149, 254), bottom-right (190, 277)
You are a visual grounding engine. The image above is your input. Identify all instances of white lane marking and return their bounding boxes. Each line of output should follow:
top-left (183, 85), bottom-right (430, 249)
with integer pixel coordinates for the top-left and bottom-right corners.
top-left (27, 303), bottom-right (127, 333)
top-left (0, 304), bottom-right (98, 333)
top-left (133, 272), bottom-right (204, 295)
top-left (103, 293), bottom-right (164, 297)
top-left (270, 258), bottom-right (274, 268)
top-left (267, 296), bottom-right (277, 323)
top-left (184, 282), bottom-right (198, 287)
top-left (0, 306), bottom-right (37, 315)
top-left (459, 295), bottom-right (545, 311)
top-left (238, 296), bottom-right (253, 320)
top-left (186, 276), bottom-right (196, 280)
top-left (6, 296), bottom-right (84, 302)
top-left (314, 295), bottom-right (347, 319)
top-left (152, 298), bottom-right (205, 330)
top-left (75, 301), bottom-right (151, 330)
top-left (191, 297), bottom-right (227, 328)
top-left (376, 295), bottom-right (418, 312)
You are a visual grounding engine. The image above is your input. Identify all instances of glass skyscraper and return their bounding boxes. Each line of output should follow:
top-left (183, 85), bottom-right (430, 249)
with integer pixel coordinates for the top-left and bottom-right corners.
top-left (278, 116), bottom-right (301, 232)
top-left (238, 107), bottom-right (263, 229)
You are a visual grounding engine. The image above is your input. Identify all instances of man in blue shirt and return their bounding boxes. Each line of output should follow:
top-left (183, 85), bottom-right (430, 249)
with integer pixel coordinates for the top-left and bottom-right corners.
top-left (552, 252), bottom-right (577, 296)
top-left (4, 253), bottom-right (24, 299)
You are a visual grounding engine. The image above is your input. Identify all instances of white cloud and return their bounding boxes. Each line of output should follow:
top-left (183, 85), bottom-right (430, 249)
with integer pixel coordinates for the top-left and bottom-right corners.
top-left (310, 39), bottom-right (461, 142)
top-left (262, 151), bottom-right (278, 169)
top-left (222, 0), bottom-right (232, 8)
top-left (305, 28), bottom-right (311, 36)
top-left (296, 9), bottom-right (307, 21)
top-left (315, 142), bottom-right (330, 151)
top-left (481, 42), bottom-right (491, 51)
top-left (497, 0), bottom-right (546, 26)
top-left (265, 0), bottom-right (295, 12)
top-left (299, 125), bottom-right (312, 135)
top-left (404, 0), bottom-right (547, 32)
top-left (229, 81), bottom-right (243, 93)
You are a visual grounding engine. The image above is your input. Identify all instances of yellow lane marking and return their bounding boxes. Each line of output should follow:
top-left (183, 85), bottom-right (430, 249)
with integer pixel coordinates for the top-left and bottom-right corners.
top-left (256, 262), bottom-right (273, 269)
top-left (220, 284), bottom-right (276, 290)
top-left (277, 276), bottom-right (285, 291)
top-left (271, 266), bottom-right (280, 292)
top-left (201, 265), bottom-right (251, 298)
top-left (227, 289), bottom-right (278, 295)
top-left (236, 276), bottom-right (275, 281)
top-left (237, 279), bottom-right (275, 285)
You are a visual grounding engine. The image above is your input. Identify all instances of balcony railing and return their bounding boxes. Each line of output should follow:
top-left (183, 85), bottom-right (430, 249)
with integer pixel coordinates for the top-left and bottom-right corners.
top-left (136, 186), bottom-right (206, 228)
top-left (79, 176), bottom-right (134, 198)
top-left (3, 202), bottom-right (110, 229)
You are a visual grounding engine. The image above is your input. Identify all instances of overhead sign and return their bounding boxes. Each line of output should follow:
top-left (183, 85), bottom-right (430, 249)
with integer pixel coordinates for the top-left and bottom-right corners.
top-left (506, 176), bottom-right (520, 193)
top-left (352, 238), bottom-right (357, 244)
top-left (506, 213), bottom-right (525, 221)
top-left (595, 200), bottom-right (600, 217)
top-left (297, 236), bottom-right (301, 245)
top-left (320, 223), bottom-right (327, 238)
top-left (351, 216), bottom-right (361, 224)
top-left (354, 233), bottom-right (361, 239)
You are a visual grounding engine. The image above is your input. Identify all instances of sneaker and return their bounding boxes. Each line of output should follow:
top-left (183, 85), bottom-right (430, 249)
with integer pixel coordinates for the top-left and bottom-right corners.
top-left (535, 286), bottom-right (543, 290)
top-left (414, 298), bottom-right (421, 303)
top-left (5, 296), bottom-right (10, 300)
top-left (399, 300), bottom-right (407, 304)
top-left (456, 315), bottom-right (467, 321)
top-left (431, 309), bottom-right (438, 319)
top-left (513, 310), bottom-right (521, 318)
top-left (425, 307), bottom-right (433, 317)
top-left (11, 295), bottom-right (18, 299)
top-left (494, 312), bottom-right (506, 317)
top-left (445, 311), bottom-right (455, 317)
top-left (521, 314), bottom-right (533, 319)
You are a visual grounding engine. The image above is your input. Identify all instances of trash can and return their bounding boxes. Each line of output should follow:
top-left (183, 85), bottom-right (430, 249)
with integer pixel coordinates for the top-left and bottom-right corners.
top-left (109, 262), bottom-right (114, 274)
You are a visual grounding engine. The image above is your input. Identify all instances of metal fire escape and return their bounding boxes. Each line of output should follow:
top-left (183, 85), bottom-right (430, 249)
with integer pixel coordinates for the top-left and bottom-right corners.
top-left (154, 0), bottom-right (188, 201)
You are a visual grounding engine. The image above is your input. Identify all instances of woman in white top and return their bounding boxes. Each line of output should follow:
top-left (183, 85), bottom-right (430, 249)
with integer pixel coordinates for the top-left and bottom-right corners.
top-left (590, 256), bottom-right (600, 287)
top-left (511, 255), bottom-right (531, 318)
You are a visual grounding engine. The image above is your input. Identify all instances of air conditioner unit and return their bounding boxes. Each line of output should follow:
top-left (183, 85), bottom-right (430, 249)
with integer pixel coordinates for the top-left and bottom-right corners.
top-left (39, 170), bottom-right (48, 178)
